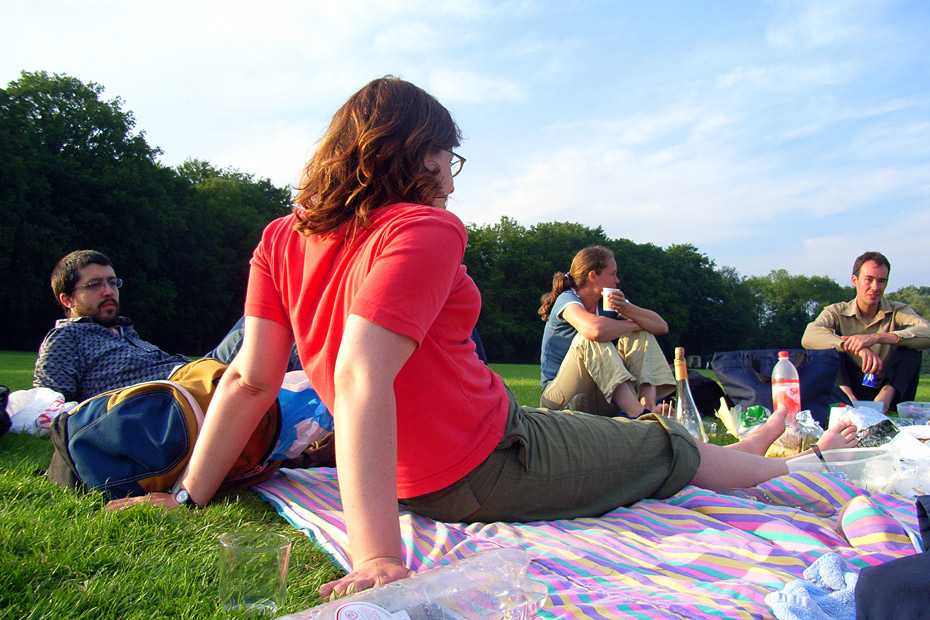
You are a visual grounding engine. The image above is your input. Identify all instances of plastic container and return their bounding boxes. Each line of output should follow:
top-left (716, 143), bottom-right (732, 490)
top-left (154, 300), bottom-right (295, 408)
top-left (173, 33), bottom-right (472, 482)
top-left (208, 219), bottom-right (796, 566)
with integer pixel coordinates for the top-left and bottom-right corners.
top-left (786, 448), bottom-right (898, 493)
top-left (897, 402), bottom-right (930, 421)
top-left (772, 351), bottom-right (801, 423)
top-left (275, 548), bottom-right (547, 620)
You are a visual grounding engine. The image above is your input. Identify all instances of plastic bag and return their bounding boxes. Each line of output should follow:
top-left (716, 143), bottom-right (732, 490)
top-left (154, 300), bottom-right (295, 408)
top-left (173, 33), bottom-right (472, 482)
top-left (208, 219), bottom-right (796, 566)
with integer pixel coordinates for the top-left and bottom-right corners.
top-left (6, 387), bottom-right (77, 437)
top-left (829, 404), bottom-right (900, 448)
top-left (765, 410), bottom-right (824, 457)
top-left (269, 371), bottom-right (333, 460)
top-left (715, 399), bottom-right (769, 440)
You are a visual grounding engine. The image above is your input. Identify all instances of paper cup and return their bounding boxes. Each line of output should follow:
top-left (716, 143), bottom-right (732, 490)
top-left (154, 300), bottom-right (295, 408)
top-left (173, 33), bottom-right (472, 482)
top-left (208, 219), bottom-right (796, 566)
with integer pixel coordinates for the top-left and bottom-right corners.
top-left (601, 288), bottom-right (618, 310)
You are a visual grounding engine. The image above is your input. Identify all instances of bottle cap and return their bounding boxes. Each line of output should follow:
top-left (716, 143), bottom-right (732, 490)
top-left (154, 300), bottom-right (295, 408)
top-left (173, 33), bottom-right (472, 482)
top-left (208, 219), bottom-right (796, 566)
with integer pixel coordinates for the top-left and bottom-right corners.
top-left (778, 351), bottom-right (789, 358)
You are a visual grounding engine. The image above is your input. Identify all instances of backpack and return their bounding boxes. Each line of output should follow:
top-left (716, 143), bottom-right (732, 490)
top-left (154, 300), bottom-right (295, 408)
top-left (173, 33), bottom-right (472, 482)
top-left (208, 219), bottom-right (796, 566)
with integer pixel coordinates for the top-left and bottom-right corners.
top-left (47, 358), bottom-right (282, 499)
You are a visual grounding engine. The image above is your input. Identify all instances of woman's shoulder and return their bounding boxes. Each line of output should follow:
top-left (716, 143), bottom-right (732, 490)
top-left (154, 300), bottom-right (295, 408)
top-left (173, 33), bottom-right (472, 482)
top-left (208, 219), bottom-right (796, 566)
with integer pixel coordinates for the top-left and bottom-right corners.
top-left (262, 212), bottom-right (300, 236)
top-left (375, 202), bottom-right (464, 224)
top-left (371, 203), bottom-right (467, 243)
top-left (555, 289), bottom-right (582, 305)
top-left (548, 290), bottom-right (583, 323)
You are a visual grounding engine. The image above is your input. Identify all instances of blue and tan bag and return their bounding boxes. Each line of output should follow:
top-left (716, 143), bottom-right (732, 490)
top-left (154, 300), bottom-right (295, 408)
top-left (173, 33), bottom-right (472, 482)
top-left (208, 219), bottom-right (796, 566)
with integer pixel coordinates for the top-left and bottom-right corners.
top-left (47, 358), bottom-right (282, 499)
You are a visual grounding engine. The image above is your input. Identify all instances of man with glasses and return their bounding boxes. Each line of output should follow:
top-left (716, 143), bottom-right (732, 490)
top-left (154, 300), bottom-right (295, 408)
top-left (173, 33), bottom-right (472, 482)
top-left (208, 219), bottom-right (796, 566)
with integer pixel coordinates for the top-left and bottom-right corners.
top-left (34, 250), bottom-right (242, 402)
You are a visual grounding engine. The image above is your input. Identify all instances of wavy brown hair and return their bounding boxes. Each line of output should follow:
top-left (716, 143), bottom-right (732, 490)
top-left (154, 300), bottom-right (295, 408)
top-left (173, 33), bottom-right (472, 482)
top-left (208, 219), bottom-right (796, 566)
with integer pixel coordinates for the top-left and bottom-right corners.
top-left (293, 76), bottom-right (461, 239)
top-left (538, 246), bottom-right (614, 321)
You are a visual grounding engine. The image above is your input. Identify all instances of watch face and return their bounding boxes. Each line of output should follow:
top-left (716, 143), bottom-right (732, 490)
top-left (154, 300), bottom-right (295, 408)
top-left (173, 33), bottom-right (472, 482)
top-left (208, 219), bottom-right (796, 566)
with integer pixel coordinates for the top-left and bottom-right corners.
top-left (175, 489), bottom-right (190, 505)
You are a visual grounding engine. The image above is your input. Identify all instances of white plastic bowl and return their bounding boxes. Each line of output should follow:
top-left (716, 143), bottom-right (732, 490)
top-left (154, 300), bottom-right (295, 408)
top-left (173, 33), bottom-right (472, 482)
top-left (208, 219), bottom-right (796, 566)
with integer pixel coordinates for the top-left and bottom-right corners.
top-left (786, 447), bottom-right (897, 493)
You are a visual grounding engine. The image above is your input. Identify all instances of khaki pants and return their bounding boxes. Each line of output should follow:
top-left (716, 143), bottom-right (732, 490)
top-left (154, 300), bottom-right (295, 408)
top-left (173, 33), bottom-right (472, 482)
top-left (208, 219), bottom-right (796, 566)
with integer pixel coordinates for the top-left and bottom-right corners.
top-left (540, 331), bottom-right (675, 416)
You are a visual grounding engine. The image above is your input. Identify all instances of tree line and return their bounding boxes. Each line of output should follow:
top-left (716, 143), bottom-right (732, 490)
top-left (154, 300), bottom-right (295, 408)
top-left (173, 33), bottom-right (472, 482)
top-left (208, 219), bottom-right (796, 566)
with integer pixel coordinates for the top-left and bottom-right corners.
top-left (2, 71), bottom-right (927, 372)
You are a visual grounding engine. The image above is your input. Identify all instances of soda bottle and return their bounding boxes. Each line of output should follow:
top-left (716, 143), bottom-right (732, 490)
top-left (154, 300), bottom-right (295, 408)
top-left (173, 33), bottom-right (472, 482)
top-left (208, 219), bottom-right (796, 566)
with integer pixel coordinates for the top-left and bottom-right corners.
top-left (276, 547), bottom-right (547, 620)
top-left (672, 347), bottom-right (708, 443)
top-left (772, 351), bottom-right (801, 424)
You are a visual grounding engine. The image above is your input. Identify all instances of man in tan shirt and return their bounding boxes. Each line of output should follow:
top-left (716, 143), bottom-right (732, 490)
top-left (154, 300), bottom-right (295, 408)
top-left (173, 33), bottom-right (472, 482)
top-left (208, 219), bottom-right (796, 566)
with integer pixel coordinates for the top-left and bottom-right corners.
top-left (802, 251), bottom-right (930, 413)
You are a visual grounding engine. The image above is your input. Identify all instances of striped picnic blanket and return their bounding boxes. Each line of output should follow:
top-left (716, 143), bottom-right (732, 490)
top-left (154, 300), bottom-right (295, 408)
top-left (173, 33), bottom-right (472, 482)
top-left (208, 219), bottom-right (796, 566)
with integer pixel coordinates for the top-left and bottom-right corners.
top-left (254, 469), bottom-right (921, 620)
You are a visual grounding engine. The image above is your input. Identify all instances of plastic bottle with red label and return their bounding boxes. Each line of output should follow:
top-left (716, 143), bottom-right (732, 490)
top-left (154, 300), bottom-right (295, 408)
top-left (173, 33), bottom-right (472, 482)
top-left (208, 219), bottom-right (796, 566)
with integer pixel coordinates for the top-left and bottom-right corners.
top-left (772, 351), bottom-right (802, 424)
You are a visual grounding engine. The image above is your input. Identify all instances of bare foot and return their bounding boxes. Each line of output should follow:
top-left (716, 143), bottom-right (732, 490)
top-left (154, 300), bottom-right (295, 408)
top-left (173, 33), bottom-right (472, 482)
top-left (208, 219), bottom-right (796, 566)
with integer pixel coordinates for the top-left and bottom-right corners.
top-left (817, 420), bottom-right (858, 451)
top-left (728, 406), bottom-right (787, 455)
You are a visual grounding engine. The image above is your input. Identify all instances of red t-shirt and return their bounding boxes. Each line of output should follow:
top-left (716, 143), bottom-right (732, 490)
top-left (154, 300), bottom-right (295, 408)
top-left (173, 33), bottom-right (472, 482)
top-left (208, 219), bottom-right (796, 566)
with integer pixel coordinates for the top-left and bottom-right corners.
top-left (245, 203), bottom-right (508, 497)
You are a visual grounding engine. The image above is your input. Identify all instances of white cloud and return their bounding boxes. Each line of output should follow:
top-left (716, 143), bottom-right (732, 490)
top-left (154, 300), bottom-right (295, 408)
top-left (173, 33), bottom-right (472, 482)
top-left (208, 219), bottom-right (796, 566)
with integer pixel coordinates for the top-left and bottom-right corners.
top-left (427, 70), bottom-right (526, 104)
top-left (766, 0), bottom-right (888, 49)
top-left (373, 22), bottom-right (445, 53)
top-left (791, 206), bottom-right (930, 289)
top-left (716, 62), bottom-right (855, 91)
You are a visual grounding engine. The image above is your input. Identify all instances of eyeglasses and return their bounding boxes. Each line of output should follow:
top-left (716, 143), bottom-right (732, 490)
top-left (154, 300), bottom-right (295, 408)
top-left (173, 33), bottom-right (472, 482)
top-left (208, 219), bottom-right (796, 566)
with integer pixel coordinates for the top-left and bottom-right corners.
top-left (449, 151), bottom-right (466, 177)
top-left (73, 277), bottom-right (123, 292)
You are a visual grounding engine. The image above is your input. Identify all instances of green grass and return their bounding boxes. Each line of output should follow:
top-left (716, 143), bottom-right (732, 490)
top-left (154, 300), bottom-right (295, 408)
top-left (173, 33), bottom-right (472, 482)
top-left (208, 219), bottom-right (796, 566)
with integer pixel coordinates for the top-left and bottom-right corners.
top-left (1, 351), bottom-right (342, 619)
top-left (0, 350), bottom-right (41, 391)
top-left (1, 352), bottom-right (928, 618)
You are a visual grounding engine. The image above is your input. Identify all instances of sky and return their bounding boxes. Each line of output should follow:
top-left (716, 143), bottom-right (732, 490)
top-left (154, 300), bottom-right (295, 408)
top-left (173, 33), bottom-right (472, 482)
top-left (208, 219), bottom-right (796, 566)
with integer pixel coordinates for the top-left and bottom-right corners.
top-left (3, 0), bottom-right (929, 290)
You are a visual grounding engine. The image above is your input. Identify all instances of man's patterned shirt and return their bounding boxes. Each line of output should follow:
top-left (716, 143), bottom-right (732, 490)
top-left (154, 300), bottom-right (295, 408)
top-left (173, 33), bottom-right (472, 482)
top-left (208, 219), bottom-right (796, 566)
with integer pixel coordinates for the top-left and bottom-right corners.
top-left (33, 316), bottom-right (190, 402)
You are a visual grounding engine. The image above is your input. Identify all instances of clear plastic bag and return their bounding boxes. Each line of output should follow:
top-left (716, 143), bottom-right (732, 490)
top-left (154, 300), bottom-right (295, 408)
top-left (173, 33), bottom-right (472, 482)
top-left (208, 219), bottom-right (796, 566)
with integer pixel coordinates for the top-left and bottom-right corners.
top-left (765, 410), bottom-right (823, 458)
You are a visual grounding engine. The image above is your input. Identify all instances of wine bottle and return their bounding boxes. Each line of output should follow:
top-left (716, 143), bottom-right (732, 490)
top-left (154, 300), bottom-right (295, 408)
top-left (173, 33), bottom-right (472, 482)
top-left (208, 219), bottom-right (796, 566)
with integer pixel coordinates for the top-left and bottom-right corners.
top-left (673, 347), bottom-right (708, 442)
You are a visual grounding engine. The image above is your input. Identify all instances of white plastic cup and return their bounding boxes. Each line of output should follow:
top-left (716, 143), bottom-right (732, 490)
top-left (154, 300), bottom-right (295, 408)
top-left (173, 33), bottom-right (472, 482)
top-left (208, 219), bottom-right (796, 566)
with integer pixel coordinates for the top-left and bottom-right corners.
top-left (219, 531), bottom-right (291, 616)
top-left (601, 288), bottom-right (618, 310)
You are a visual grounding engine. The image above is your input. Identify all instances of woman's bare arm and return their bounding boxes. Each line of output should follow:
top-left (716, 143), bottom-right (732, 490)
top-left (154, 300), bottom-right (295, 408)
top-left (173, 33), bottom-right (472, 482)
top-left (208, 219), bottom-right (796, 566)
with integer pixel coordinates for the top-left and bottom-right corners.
top-left (319, 314), bottom-right (417, 598)
top-left (105, 316), bottom-right (294, 510)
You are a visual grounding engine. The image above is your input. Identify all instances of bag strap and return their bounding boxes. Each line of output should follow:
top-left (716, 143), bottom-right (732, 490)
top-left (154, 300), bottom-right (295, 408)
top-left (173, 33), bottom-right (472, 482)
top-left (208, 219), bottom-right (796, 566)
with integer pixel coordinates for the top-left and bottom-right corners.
top-left (147, 380), bottom-right (205, 432)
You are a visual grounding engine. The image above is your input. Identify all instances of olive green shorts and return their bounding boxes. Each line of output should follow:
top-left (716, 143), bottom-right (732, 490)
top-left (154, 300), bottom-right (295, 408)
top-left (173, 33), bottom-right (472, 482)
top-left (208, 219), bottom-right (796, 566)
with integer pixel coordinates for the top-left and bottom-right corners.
top-left (401, 388), bottom-right (701, 523)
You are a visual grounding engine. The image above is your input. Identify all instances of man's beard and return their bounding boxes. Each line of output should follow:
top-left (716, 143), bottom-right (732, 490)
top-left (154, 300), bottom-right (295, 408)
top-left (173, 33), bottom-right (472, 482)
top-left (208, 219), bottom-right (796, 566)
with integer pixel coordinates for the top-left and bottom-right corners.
top-left (92, 300), bottom-right (121, 327)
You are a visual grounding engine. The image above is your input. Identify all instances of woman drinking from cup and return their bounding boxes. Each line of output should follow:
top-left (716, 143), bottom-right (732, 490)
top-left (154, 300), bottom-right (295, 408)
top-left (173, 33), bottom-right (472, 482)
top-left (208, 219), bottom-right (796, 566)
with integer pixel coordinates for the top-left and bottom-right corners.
top-left (539, 246), bottom-right (675, 417)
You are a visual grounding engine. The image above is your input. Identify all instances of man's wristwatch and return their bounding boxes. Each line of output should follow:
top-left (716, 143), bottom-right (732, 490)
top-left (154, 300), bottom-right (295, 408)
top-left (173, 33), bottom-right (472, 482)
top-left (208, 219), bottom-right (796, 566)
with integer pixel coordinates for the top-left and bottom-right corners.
top-left (174, 487), bottom-right (197, 509)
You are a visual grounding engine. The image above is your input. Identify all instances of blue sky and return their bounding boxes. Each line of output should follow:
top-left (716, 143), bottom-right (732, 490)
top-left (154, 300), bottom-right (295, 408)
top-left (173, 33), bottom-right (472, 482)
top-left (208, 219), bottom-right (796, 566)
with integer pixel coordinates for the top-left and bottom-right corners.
top-left (3, 0), bottom-right (928, 290)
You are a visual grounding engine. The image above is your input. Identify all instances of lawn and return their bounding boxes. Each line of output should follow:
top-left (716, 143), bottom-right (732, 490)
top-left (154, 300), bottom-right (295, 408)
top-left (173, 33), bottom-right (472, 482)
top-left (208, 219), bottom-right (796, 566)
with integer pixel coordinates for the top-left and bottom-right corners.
top-left (1, 352), bottom-right (928, 619)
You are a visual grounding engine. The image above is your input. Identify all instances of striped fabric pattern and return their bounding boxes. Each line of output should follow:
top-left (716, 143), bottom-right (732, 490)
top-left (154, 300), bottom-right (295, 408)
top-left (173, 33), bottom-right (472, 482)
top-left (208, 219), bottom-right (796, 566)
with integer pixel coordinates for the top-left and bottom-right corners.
top-left (254, 469), bottom-right (920, 620)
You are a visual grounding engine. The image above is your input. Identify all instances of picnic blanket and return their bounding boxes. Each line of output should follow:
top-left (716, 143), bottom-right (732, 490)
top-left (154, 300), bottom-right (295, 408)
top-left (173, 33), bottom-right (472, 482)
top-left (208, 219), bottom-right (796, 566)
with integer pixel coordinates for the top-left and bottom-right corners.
top-left (254, 468), bottom-right (922, 620)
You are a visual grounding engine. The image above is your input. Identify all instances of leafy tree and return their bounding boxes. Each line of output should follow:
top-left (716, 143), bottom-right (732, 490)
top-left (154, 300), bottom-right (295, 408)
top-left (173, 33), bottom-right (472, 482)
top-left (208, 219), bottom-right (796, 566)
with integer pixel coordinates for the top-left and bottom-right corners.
top-left (0, 70), bottom-right (173, 350)
top-left (0, 72), bottom-right (291, 355)
top-left (465, 218), bottom-right (610, 362)
top-left (744, 270), bottom-right (849, 349)
top-left (464, 218), bottom-right (748, 364)
top-left (887, 286), bottom-right (930, 319)
top-left (161, 160), bottom-right (292, 353)
top-left (887, 285), bottom-right (930, 374)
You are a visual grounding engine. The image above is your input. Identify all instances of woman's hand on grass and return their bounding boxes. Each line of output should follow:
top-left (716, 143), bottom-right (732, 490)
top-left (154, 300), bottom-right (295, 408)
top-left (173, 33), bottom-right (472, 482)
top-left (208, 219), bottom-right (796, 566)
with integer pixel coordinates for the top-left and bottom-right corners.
top-left (319, 557), bottom-right (415, 600)
top-left (104, 492), bottom-right (181, 511)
